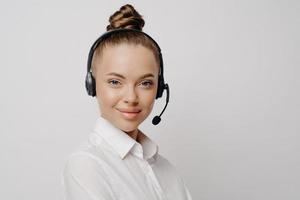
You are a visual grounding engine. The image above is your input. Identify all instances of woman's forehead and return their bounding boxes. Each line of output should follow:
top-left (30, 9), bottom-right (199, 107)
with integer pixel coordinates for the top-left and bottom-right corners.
top-left (97, 43), bottom-right (159, 76)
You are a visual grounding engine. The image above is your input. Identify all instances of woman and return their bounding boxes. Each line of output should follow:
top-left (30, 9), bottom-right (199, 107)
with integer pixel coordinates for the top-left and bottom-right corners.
top-left (62, 4), bottom-right (192, 200)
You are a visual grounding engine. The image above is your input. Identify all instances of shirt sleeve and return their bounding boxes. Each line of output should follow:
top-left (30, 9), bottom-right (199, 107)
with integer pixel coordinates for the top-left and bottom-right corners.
top-left (62, 152), bottom-right (117, 200)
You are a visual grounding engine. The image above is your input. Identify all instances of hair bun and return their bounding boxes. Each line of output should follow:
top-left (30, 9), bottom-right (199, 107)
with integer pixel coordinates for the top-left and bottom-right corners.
top-left (106, 4), bottom-right (145, 31)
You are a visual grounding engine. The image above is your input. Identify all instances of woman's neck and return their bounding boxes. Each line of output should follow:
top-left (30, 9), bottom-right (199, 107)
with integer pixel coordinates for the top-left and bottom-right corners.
top-left (125, 129), bottom-right (139, 141)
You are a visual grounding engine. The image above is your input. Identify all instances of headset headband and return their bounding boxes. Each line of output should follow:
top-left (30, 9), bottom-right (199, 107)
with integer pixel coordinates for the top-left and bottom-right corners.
top-left (87, 28), bottom-right (164, 78)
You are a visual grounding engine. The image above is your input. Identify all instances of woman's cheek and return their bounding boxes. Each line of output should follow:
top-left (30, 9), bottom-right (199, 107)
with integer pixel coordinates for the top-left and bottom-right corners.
top-left (104, 88), bottom-right (121, 102)
top-left (141, 90), bottom-right (156, 109)
top-left (97, 86), bottom-right (118, 104)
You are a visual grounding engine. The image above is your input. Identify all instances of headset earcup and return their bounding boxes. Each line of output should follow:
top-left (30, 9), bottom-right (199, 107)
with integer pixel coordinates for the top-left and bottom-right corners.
top-left (156, 75), bottom-right (165, 99)
top-left (85, 72), bottom-right (96, 97)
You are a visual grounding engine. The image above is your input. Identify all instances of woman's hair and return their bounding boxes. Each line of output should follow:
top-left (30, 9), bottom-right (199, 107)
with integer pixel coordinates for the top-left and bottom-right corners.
top-left (91, 4), bottom-right (161, 77)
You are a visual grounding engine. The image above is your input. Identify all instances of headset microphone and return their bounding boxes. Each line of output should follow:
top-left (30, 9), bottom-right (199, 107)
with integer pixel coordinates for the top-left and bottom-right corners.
top-left (152, 84), bottom-right (170, 125)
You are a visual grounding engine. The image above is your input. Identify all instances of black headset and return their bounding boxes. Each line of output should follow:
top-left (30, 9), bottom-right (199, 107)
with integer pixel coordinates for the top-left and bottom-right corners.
top-left (85, 28), bottom-right (169, 125)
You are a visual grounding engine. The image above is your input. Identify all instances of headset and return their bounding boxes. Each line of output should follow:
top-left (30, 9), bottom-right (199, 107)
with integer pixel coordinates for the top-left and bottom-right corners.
top-left (85, 28), bottom-right (169, 125)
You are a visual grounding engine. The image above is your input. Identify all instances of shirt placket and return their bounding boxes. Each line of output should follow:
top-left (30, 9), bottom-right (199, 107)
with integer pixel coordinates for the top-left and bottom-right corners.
top-left (143, 160), bottom-right (166, 200)
top-left (133, 143), bottom-right (166, 200)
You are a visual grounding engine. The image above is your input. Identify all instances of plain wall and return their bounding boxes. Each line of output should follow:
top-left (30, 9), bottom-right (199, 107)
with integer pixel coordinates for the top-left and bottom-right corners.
top-left (0, 0), bottom-right (299, 199)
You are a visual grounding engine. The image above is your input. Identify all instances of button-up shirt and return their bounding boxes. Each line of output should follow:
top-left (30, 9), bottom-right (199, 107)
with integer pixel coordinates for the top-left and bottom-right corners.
top-left (62, 116), bottom-right (192, 200)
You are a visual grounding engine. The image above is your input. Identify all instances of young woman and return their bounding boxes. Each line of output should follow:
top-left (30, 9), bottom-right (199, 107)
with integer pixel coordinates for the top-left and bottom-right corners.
top-left (62, 4), bottom-right (192, 200)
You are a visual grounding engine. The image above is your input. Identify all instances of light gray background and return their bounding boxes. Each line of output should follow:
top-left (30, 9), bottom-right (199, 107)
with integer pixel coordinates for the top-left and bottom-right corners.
top-left (1, 0), bottom-right (299, 199)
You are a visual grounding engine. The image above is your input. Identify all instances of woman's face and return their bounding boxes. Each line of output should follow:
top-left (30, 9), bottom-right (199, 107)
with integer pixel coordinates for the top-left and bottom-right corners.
top-left (94, 43), bottom-right (159, 134)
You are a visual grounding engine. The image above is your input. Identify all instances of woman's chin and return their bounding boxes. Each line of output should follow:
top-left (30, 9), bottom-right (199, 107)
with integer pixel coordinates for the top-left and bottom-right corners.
top-left (121, 125), bottom-right (138, 133)
top-left (118, 118), bottom-right (141, 131)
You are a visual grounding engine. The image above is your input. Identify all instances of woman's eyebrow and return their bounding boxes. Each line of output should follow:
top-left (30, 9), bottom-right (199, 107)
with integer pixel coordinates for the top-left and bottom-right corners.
top-left (106, 72), bottom-right (154, 79)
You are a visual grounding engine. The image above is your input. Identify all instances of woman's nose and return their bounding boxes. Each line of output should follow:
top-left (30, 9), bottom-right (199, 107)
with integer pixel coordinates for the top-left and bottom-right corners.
top-left (123, 86), bottom-right (138, 104)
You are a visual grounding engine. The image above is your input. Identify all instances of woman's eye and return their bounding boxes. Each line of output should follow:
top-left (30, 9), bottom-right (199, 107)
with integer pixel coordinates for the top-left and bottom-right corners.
top-left (108, 80), bottom-right (121, 86)
top-left (140, 80), bottom-right (153, 88)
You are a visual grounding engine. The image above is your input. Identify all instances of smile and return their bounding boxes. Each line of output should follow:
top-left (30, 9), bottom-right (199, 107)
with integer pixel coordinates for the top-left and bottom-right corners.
top-left (117, 108), bottom-right (141, 120)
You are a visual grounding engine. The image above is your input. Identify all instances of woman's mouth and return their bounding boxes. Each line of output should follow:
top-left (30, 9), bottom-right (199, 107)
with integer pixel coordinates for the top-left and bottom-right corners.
top-left (117, 108), bottom-right (141, 119)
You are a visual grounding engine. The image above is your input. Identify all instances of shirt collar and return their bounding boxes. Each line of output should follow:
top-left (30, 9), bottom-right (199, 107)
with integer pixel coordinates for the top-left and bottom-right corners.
top-left (92, 116), bottom-right (159, 161)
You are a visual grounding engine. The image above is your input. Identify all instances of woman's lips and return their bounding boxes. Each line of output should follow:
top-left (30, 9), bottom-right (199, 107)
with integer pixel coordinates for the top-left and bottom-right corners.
top-left (117, 108), bottom-right (141, 119)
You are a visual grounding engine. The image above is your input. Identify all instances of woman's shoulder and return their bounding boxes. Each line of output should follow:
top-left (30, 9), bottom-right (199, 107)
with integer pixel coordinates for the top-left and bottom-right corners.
top-left (155, 153), bottom-right (178, 171)
top-left (63, 150), bottom-right (107, 174)
top-left (67, 131), bottom-right (118, 160)
top-left (62, 149), bottom-right (117, 190)
top-left (63, 134), bottom-right (117, 175)
top-left (154, 153), bottom-right (186, 181)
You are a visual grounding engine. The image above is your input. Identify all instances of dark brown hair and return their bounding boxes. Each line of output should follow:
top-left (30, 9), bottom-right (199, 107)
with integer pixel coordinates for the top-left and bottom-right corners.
top-left (91, 4), bottom-right (160, 77)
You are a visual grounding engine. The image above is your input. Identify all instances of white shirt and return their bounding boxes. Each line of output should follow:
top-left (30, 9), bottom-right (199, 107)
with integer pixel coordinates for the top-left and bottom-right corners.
top-left (62, 116), bottom-right (192, 200)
